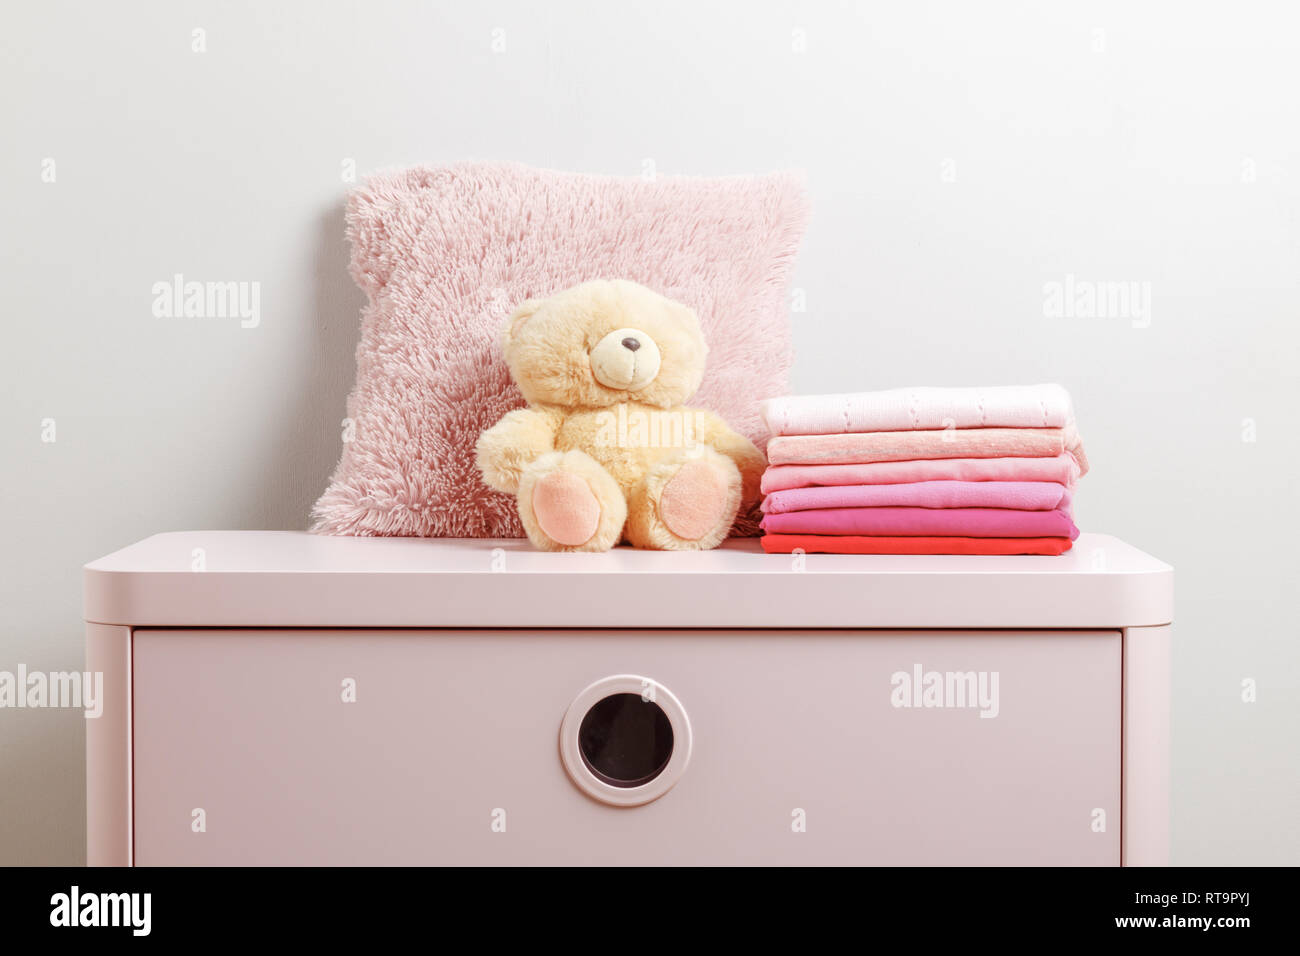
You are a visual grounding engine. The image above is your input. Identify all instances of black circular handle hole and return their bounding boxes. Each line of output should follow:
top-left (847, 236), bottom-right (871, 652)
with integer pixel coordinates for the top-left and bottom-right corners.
top-left (577, 693), bottom-right (674, 788)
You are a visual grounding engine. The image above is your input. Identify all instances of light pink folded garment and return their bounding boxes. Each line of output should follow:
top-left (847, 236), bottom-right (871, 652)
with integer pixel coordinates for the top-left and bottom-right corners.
top-left (760, 506), bottom-right (1079, 539)
top-left (761, 481), bottom-right (1070, 514)
top-left (761, 384), bottom-right (1074, 436)
top-left (760, 454), bottom-right (1081, 494)
top-left (767, 427), bottom-right (1088, 476)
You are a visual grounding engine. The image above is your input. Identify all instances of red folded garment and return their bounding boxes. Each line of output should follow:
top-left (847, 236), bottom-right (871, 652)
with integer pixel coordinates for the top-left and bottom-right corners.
top-left (760, 534), bottom-right (1074, 555)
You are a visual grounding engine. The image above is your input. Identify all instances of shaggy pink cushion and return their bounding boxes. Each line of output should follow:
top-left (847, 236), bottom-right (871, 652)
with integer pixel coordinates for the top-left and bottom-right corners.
top-left (311, 162), bottom-right (808, 538)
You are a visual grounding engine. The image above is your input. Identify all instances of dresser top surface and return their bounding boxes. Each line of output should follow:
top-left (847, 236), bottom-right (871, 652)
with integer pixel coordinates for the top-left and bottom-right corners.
top-left (88, 530), bottom-right (1168, 575)
top-left (84, 531), bottom-right (1172, 629)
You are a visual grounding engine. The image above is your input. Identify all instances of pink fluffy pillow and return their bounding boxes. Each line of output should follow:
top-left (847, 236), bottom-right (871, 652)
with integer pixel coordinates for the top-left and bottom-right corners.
top-left (311, 162), bottom-right (808, 538)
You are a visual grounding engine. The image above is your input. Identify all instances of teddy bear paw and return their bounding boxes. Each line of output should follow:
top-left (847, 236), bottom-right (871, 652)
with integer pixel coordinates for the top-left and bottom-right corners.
top-left (628, 448), bottom-right (742, 550)
top-left (517, 451), bottom-right (627, 552)
top-left (533, 471), bottom-right (601, 545)
top-left (659, 459), bottom-right (733, 541)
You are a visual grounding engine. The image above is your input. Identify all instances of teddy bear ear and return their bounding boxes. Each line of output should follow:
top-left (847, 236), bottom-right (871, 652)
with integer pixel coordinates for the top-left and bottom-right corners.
top-left (502, 298), bottom-right (542, 349)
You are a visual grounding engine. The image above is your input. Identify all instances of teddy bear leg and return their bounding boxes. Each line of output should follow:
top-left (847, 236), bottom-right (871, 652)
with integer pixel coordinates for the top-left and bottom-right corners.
top-left (626, 448), bottom-right (742, 551)
top-left (516, 450), bottom-right (627, 552)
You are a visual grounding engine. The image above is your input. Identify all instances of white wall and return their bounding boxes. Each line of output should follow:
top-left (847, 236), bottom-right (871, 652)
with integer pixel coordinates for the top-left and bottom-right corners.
top-left (2, 0), bottom-right (1296, 865)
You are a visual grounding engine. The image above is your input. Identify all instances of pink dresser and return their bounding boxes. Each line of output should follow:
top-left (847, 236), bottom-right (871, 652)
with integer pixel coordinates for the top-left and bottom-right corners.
top-left (84, 532), bottom-right (1172, 866)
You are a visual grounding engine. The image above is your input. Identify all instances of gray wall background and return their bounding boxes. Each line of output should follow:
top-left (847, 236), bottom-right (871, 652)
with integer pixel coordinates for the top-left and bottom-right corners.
top-left (2, 0), bottom-right (1296, 865)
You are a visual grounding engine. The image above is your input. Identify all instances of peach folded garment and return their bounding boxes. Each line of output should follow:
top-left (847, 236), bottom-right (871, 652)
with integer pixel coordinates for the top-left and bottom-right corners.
top-left (766, 427), bottom-right (1089, 476)
top-left (761, 535), bottom-right (1074, 556)
top-left (760, 506), bottom-right (1079, 539)
top-left (761, 480), bottom-right (1071, 514)
top-left (760, 454), bottom-right (1080, 494)
top-left (761, 384), bottom-right (1075, 436)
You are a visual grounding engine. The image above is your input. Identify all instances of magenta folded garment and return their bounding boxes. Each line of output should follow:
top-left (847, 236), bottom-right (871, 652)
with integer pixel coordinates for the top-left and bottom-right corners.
top-left (761, 534), bottom-right (1075, 556)
top-left (761, 480), bottom-right (1071, 514)
top-left (760, 454), bottom-right (1081, 494)
top-left (760, 506), bottom-right (1079, 539)
top-left (767, 427), bottom-right (1086, 471)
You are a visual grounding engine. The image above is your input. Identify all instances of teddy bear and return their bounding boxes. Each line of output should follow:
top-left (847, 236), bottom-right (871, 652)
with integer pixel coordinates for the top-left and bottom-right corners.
top-left (476, 279), bottom-right (765, 552)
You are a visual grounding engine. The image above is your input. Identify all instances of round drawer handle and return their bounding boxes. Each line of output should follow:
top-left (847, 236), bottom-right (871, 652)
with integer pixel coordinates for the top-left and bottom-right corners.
top-left (559, 675), bottom-right (692, 807)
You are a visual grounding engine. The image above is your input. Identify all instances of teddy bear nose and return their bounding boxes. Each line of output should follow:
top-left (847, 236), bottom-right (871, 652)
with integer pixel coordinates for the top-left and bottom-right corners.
top-left (621, 336), bottom-right (641, 352)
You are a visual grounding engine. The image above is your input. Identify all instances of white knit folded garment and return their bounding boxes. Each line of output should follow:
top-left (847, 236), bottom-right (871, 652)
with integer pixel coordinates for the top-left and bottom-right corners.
top-left (760, 384), bottom-right (1075, 437)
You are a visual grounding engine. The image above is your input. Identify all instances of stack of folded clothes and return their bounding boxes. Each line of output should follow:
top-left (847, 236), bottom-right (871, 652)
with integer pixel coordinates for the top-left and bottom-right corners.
top-left (758, 384), bottom-right (1088, 555)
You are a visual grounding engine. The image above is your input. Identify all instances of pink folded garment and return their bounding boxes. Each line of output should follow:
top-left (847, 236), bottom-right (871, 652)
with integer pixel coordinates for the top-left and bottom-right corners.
top-left (767, 427), bottom-right (1089, 476)
top-left (760, 454), bottom-right (1081, 494)
top-left (761, 384), bottom-right (1075, 436)
top-left (760, 506), bottom-right (1079, 539)
top-left (761, 480), bottom-right (1071, 514)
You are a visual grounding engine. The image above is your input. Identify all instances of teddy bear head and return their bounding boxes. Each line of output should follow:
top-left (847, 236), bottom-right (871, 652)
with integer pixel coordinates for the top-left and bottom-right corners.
top-left (501, 279), bottom-right (707, 410)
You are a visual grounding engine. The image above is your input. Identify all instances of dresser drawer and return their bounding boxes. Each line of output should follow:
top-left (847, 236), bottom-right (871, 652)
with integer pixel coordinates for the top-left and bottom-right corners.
top-left (130, 628), bottom-right (1120, 865)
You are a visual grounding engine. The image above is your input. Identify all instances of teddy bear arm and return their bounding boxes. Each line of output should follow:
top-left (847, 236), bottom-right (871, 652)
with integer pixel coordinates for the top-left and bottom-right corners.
top-left (476, 407), bottom-right (564, 494)
top-left (692, 411), bottom-right (766, 508)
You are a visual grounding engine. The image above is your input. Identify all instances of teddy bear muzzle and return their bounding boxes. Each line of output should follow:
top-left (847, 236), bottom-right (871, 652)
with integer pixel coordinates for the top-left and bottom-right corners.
top-left (589, 327), bottom-right (662, 391)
